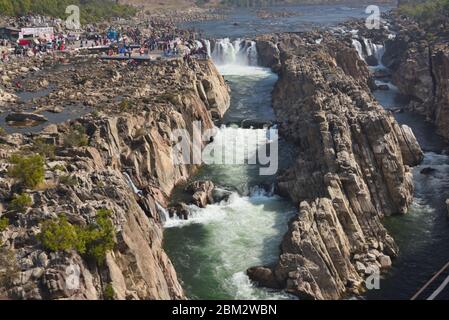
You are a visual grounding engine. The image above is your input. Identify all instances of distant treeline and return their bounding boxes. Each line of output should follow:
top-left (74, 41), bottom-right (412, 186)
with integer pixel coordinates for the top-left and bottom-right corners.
top-left (399, 0), bottom-right (449, 25)
top-left (197, 0), bottom-right (395, 7)
top-left (218, 0), bottom-right (283, 6)
top-left (0, 0), bottom-right (137, 22)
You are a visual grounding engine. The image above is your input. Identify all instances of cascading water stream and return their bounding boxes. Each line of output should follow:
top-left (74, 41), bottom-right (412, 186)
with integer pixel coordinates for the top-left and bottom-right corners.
top-left (163, 41), bottom-right (296, 300)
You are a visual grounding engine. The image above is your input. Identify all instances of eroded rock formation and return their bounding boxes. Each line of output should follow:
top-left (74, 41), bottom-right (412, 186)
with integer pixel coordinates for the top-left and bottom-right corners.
top-left (250, 33), bottom-right (423, 300)
top-left (0, 58), bottom-right (230, 300)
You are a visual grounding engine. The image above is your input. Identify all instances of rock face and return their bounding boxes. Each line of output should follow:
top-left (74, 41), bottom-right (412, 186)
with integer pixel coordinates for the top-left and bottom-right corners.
top-left (0, 59), bottom-right (230, 300)
top-left (256, 36), bottom-right (281, 72)
top-left (249, 34), bottom-right (423, 300)
top-left (381, 15), bottom-right (449, 140)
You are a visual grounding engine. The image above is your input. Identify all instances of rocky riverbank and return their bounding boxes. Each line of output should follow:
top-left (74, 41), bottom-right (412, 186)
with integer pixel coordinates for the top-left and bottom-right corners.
top-left (0, 56), bottom-right (230, 300)
top-left (249, 32), bottom-right (423, 300)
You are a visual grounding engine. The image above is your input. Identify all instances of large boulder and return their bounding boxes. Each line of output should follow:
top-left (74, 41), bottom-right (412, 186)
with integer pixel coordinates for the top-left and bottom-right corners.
top-left (5, 112), bottom-right (48, 124)
top-left (186, 180), bottom-right (215, 208)
top-left (247, 266), bottom-right (281, 289)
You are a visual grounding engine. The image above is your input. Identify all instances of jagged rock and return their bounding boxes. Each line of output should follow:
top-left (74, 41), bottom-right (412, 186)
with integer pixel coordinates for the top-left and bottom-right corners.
top-left (378, 255), bottom-right (392, 269)
top-left (169, 203), bottom-right (190, 220)
top-left (256, 37), bottom-right (281, 71)
top-left (421, 167), bottom-right (437, 175)
top-left (0, 87), bottom-right (16, 104)
top-left (355, 261), bottom-right (367, 274)
top-left (381, 15), bottom-right (449, 140)
top-left (186, 180), bottom-right (215, 208)
top-left (247, 266), bottom-right (281, 289)
top-left (250, 32), bottom-right (422, 300)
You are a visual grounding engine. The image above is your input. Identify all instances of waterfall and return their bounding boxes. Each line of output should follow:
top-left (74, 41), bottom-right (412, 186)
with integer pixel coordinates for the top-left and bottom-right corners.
top-left (211, 38), bottom-right (259, 66)
top-left (352, 37), bottom-right (385, 67)
top-left (123, 172), bottom-right (142, 196)
top-left (363, 37), bottom-right (385, 66)
top-left (203, 39), bottom-right (212, 57)
top-left (352, 39), bottom-right (364, 60)
top-left (156, 202), bottom-right (171, 223)
top-left (194, 40), bottom-right (203, 50)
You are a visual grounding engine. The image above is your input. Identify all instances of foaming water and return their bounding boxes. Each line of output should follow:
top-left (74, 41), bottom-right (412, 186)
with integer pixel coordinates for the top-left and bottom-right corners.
top-left (216, 64), bottom-right (274, 77)
top-left (164, 189), bottom-right (296, 299)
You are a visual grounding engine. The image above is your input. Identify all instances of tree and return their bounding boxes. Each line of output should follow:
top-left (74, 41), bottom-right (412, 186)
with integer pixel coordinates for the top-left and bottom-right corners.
top-left (82, 209), bottom-right (116, 265)
top-left (0, 0), bottom-right (14, 16)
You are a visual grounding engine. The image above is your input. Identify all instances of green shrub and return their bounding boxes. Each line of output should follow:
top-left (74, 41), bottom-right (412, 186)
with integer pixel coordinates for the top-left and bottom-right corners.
top-left (63, 125), bottom-right (89, 148)
top-left (8, 154), bottom-right (45, 189)
top-left (33, 138), bottom-right (55, 160)
top-left (0, 127), bottom-right (6, 136)
top-left (39, 210), bottom-right (116, 265)
top-left (0, 217), bottom-right (9, 232)
top-left (399, 0), bottom-right (449, 26)
top-left (81, 209), bottom-right (116, 265)
top-left (9, 193), bottom-right (32, 213)
top-left (0, 0), bottom-right (137, 22)
top-left (103, 283), bottom-right (115, 300)
top-left (39, 214), bottom-right (79, 252)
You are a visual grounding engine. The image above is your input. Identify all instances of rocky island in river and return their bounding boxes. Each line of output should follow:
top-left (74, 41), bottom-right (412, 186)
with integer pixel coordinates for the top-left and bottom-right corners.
top-left (1, 0), bottom-right (449, 302)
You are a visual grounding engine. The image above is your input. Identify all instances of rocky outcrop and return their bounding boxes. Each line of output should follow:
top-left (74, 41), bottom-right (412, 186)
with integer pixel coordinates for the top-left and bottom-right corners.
top-left (0, 58), bottom-right (230, 300)
top-left (380, 14), bottom-right (449, 140)
top-left (256, 36), bottom-right (281, 72)
top-left (248, 34), bottom-right (423, 300)
top-left (5, 113), bottom-right (48, 124)
top-left (185, 180), bottom-right (215, 208)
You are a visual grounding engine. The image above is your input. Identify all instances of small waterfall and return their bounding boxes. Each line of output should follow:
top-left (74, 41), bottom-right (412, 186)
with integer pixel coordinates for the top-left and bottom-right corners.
top-left (123, 172), bottom-right (142, 196)
top-left (352, 36), bottom-right (385, 67)
top-left (156, 202), bottom-right (171, 223)
top-left (194, 40), bottom-right (203, 50)
top-left (352, 39), bottom-right (364, 60)
top-left (211, 38), bottom-right (259, 66)
top-left (363, 37), bottom-right (385, 66)
top-left (204, 39), bottom-right (212, 57)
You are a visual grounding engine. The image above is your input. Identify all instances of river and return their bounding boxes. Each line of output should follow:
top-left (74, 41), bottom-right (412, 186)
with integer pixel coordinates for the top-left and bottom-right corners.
top-left (164, 5), bottom-right (449, 300)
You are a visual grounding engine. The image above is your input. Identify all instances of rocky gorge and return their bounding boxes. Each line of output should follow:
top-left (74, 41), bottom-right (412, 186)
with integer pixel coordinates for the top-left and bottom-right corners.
top-left (2, 3), bottom-right (449, 301)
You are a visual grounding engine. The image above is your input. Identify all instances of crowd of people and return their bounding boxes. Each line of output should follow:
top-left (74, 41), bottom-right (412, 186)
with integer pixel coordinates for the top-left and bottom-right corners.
top-left (1, 36), bottom-right (70, 62)
top-left (1, 18), bottom-right (211, 64)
